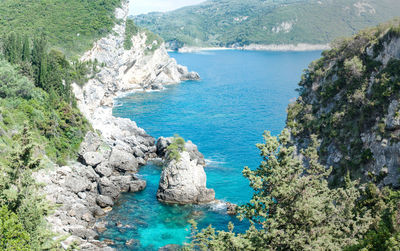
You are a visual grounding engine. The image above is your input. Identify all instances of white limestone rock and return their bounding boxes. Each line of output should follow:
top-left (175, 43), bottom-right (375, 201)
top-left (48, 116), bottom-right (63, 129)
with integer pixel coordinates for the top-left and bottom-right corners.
top-left (157, 151), bottom-right (215, 204)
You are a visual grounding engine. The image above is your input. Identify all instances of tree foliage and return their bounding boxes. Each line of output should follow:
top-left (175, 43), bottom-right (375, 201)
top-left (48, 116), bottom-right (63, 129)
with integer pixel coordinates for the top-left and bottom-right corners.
top-left (0, 0), bottom-right (122, 57)
top-left (0, 206), bottom-right (30, 251)
top-left (166, 135), bottom-right (186, 162)
top-left (190, 130), bottom-right (373, 250)
top-left (0, 127), bottom-right (54, 250)
top-left (124, 19), bottom-right (139, 50)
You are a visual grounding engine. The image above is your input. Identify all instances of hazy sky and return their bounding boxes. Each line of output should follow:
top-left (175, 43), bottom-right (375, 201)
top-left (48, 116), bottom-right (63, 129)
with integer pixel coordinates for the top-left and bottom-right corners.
top-left (129, 0), bottom-right (205, 15)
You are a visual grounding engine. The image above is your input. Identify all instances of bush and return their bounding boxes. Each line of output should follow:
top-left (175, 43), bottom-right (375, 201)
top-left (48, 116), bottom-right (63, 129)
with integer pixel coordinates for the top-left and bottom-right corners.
top-left (166, 135), bottom-right (186, 162)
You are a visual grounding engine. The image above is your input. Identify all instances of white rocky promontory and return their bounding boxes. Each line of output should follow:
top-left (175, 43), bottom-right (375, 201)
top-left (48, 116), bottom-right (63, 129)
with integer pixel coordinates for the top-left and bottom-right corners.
top-left (73, 1), bottom-right (199, 148)
top-left (156, 137), bottom-right (215, 204)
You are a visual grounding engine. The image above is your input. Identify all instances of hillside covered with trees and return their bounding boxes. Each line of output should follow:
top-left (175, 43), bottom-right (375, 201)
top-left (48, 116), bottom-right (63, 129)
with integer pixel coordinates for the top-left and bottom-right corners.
top-left (0, 0), bottom-right (123, 249)
top-left (135, 0), bottom-right (400, 49)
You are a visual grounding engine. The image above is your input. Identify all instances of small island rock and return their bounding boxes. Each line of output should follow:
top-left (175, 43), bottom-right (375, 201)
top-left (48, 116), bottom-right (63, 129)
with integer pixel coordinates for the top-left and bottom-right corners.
top-left (157, 150), bottom-right (215, 204)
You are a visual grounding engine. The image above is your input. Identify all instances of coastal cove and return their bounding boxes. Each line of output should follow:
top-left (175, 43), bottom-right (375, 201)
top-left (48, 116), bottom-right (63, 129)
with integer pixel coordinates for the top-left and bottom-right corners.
top-left (100, 50), bottom-right (322, 250)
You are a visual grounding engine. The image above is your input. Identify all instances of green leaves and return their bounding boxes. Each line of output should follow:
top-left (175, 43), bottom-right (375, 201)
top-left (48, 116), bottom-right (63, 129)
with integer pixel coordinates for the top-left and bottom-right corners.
top-left (190, 130), bottom-right (373, 250)
top-left (166, 134), bottom-right (186, 162)
top-left (0, 206), bottom-right (30, 251)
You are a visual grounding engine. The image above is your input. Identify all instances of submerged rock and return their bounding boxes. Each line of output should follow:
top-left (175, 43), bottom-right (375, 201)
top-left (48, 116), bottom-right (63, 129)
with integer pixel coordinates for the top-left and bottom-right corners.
top-left (157, 148), bottom-right (215, 204)
top-left (158, 244), bottom-right (182, 251)
top-left (226, 202), bottom-right (238, 215)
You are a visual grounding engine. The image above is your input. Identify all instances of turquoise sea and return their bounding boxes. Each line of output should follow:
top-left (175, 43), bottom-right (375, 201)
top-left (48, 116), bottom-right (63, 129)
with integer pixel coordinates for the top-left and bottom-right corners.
top-left (99, 50), bottom-right (322, 250)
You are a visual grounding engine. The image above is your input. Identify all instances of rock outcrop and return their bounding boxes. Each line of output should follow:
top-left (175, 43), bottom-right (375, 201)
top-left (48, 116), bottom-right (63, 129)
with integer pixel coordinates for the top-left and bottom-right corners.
top-left (34, 132), bottom-right (147, 250)
top-left (156, 138), bottom-right (215, 204)
top-left (72, 1), bottom-right (199, 150)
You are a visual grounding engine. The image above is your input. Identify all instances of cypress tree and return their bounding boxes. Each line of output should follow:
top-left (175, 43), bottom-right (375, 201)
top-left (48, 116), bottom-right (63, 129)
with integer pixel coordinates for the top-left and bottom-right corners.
top-left (38, 54), bottom-right (47, 89)
top-left (4, 32), bottom-right (17, 64)
top-left (15, 34), bottom-right (22, 63)
top-left (32, 35), bottom-right (47, 87)
top-left (22, 36), bottom-right (30, 62)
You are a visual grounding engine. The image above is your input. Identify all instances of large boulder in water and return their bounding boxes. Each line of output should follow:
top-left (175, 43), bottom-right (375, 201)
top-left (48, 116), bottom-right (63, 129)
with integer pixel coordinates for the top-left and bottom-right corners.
top-left (157, 150), bottom-right (215, 204)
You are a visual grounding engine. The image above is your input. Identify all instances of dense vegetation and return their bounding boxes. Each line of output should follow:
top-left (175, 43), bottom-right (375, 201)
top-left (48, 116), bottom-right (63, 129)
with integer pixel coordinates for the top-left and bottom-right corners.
top-left (188, 131), bottom-right (375, 250)
top-left (0, 0), bottom-right (122, 57)
top-left (286, 20), bottom-right (400, 184)
top-left (1, 33), bottom-right (93, 164)
top-left (0, 30), bottom-right (94, 248)
top-left (135, 0), bottom-right (400, 49)
top-left (0, 1), bottom-right (124, 248)
top-left (189, 21), bottom-right (400, 250)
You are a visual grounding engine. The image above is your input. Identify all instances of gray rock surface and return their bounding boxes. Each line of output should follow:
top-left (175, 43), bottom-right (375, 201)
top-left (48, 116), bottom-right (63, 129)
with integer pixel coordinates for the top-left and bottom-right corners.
top-left (109, 149), bottom-right (138, 173)
top-left (96, 195), bottom-right (114, 208)
top-left (95, 162), bottom-right (113, 177)
top-left (82, 151), bottom-right (104, 167)
top-left (226, 202), bottom-right (238, 215)
top-left (157, 149), bottom-right (215, 204)
top-left (34, 131), bottom-right (148, 250)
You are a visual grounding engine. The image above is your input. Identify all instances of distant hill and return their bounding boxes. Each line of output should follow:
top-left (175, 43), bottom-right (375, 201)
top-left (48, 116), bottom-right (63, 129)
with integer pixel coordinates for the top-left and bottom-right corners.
top-left (134, 0), bottom-right (400, 49)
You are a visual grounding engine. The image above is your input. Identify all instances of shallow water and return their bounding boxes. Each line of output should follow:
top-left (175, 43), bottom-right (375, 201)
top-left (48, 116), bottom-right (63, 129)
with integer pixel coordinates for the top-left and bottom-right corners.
top-left (100, 50), bottom-right (322, 250)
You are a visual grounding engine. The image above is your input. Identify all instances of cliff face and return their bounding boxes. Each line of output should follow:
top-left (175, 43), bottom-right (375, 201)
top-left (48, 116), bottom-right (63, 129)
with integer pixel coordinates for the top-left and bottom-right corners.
top-left (287, 22), bottom-right (400, 187)
top-left (36, 2), bottom-right (200, 249)
top-left (73, 1), bottom-right (199, 145)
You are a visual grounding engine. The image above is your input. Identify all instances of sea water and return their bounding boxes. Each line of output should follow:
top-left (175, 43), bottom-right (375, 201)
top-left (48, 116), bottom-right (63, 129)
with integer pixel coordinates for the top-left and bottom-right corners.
top-left (99, 50), bottom-right (322, 250)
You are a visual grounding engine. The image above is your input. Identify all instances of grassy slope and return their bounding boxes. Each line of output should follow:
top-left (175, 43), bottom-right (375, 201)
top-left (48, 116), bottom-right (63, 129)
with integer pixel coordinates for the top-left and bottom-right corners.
top-left (0, 0), bottom-right (121, 57)
top-left (135, 0), bottom-right (400, 48)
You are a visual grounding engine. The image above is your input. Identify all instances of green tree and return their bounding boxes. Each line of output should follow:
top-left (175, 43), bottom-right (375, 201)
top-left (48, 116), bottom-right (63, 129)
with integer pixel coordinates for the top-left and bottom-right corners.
top-left (6, 126), bottom-right (40, 208)
top-left (166, 134), bottom-right (186, 161)
top-left (22, 36), bottom-right (30, 62)
top-left (3, 32), bottom-right (17, 64)
top-left (0, 206), bottom-right (30, 251)
top-left (15, 33), bottom-right (22, 63)
top-left (38, 54), bottom-right (47, 89)
top-left (32, 35), bottom-right (47, 86)
top-left (191, 130), bottom-right (372, 250)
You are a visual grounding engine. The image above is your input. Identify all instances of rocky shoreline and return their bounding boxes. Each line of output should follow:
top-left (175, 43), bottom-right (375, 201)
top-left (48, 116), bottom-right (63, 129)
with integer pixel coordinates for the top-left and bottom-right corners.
top-left (35, 2), bottom-right (201, 250)
top-left (173, 43), bottom-right (330, 53)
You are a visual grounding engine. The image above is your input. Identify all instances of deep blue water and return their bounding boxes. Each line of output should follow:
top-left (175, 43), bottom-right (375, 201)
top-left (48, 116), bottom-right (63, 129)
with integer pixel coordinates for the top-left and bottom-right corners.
top-left (99, 50), bottom-right (322, 250)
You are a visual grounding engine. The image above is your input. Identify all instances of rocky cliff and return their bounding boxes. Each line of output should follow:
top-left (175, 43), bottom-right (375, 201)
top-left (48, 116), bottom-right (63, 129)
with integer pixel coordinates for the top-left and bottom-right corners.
top-left (36, 2), bottom-right (200, 249)
top-left (286, 21), bottom-right (400, 188)
top-left (73, 1), bottom-right (199, 148)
